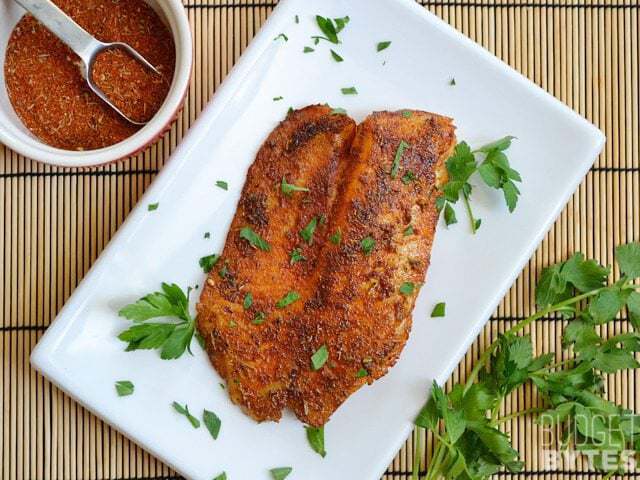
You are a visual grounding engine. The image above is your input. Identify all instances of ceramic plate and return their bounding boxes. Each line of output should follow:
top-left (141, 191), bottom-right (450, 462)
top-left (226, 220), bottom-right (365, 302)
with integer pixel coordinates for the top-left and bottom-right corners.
top-left (31, 0), bottom-right (605, 478)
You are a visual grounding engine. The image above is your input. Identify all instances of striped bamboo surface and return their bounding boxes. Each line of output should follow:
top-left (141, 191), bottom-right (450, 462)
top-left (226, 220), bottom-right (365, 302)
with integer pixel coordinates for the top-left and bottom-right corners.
top-left (1, 0), bottom-right (639, 479)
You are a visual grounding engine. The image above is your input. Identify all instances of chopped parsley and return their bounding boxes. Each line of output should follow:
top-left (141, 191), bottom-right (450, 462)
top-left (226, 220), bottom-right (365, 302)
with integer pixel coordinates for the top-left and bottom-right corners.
top-left (390, 140), bottom-right (410, 178)
top-left (270, 467), bottom-right (293, 480)
top-left (403, 225), bottom-right (414, 236)
top-left (401, 171), bottom-right (416, 184)
top-left (204, 232), bottom-right (211, 239)
top-left (443, 203), bottom-right (457, 226)
top-left (240, 226), bottom-right (270, 251)
top-left (147, 202), bottom-right (159, 211)
top-left (361, 236), bottom-right (375, 255)
top-left (399, 282), bottom-right (415, 295)
top-left (311, 344), bottom-right (329, 370)
top-left (331, 49), bottom-right (344, 62)
top-left (243, 292), bottom-right (253, 309)
top-left (356, 368), bottom-right (368, 378)
top-left (431, 302), bottom-right (446, 317)
top-left (402, 110), bottom-right (413, 118)
top-left (300, 217), bottom-right (318, 244)
top-left (252, 312), bottom-right (266, 325)
top-left (215, 180), bottom-right (228, 190)
top-left (330, 107), bottom-right (347, 115)
top-left (290, 248), bottom-right (306, 264)
top-left (218, 262), bottom-right (229, 279)
top-left (115, 380), bottom-right (134, 397)
top-left (330, 230), bottom-right (342, 245)
top-left (341, 86), bottom-right (358, 95)
top-left (281, 176), bottom-right (309, 195)
top-left (304, 46), bottom-right (315, 53)
top-left (314, 15), bottom-right (349, 44)
top-left (213, 473), bottom-right (227, 480)
top-left (377, 41), bottom-right (392, 52)
top-left (273, 96), bottom-right (284, 101)
top-left (172, 402), bottom-right (200, 428)
top-left (276, 291), bottom-right (300, 308)
top-left (305, 425), bottom-right (326, 457)
top-left (199, 253), bottom-right (220, 273)
top-left (295, 14), bottom-right (299, 24)
top-left (449, 77), bottom-right (456, 86)
top-left (203, 409), bottom-right (221, 440)
top-left (274, 33), bottom-right (288, 42)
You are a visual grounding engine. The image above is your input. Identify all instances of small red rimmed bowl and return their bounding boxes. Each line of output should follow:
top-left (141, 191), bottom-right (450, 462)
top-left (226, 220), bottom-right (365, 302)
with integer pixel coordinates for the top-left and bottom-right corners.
top-left (0, 0), bottom-right (192, 168)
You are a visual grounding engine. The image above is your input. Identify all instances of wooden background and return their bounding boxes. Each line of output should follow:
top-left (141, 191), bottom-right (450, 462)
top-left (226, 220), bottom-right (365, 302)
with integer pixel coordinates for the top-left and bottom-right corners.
top-left (1, 0), bottom-right (639, 478)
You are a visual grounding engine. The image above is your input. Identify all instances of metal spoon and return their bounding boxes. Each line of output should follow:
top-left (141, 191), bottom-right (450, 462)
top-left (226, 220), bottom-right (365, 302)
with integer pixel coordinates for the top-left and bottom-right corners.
top-left (13, 0), bottom-right (161, 126)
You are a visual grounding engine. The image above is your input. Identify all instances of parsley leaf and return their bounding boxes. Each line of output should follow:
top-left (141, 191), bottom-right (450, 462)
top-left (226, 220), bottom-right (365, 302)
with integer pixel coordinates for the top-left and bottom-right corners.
top-left (390, 140), bottom-right (410, 178)
top-left (311, 344), bottom-right (329, 370)
top-left (252, 312), bottom-right (266, 325)
top-left (172, 402), bottom-right (200, 428)
top-left (240, 226), bottom-right (270, 251)
top-left (274, 33), bottom-right (288, 42)
top-left (401, 171), bottom-right (416, 184)
top-left (399, 282), bottom-right (415, 295)
top-left (356, 368), bottom-right (368, 378)
top-left (303, 46), bottom-right (315, 53)
top-left (341, 86), bottom-right (357, 95)
top-left (276, 291), bottom-right (300, 308)
top-left (305, 425), bottom-right (326, 457)
top-left (203, 409), bottom-right (221, 440)
top-left (616, 242), bottom-right (640, 278)
top-left (402, 110), bottom-right (413, 118)
top-left (377, 41), bottom-right (391, 52)
top-left (361, 236), bottom-right (375, 255)
top-left (243, 292), bottom-right (253, 309)
top-left (215, 180), bottom-right (228, 190)
top-left (314, 16), bottom-right (339, 43)
top-left (333, 16), bottom-right (350, 33)
top-left (330, 107), bottom-right (347, 115)
top-left (300, 217), bottom-right (318, 244)
top-left (449, 77), bottom-right (456, 86)
top-left (330, 230), bottom-right (342, 245)
top-left (147, 202), bottom-right (159, 211)
top-left (431, 302), bottom-right (446, 317)
top-left (290, 248), bottom-right (306, 264)
top-left (213, 473), bottom-right (227, 480)
top-left (331, 50), bottom-right (344, 62)
top-left (270, 467), bottom-right (293, 480)
top-left (281, 176), bottom-right (309, 196)
top-left (443, 203), bottom-right (457, 226)
top-left (403, 225), bottom-right (414, 236)
top-left (115, 380), bottom-right (134, 397)
top-left (199, 253), bottom-right (220, 273)
top-left (204, 232), bottom-right (211, 239)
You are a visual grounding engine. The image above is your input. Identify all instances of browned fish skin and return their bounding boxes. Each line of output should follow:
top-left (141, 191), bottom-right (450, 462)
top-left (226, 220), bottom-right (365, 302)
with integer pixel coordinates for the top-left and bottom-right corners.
top-left (196, 105), bottom-right (356, 422)
top-left (197, 107), bottom-right (456, 426)
top-left (289, 110), bottom-right (456, 426)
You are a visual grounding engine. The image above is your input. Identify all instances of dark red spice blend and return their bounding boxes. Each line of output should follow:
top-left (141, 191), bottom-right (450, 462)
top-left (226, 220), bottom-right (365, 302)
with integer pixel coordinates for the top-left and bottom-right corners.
top-left (4, 0), bottom-right (176, 151)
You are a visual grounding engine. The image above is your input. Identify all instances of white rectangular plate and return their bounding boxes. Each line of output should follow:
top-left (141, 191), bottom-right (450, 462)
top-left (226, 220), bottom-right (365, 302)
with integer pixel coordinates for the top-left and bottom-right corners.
top-left (31, 0), bottom-right (605, 479)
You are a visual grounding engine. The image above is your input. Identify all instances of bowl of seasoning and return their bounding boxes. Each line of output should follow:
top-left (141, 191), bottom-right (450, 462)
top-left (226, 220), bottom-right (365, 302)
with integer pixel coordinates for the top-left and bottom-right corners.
top-left (0, 0), bottom-right (192, 167)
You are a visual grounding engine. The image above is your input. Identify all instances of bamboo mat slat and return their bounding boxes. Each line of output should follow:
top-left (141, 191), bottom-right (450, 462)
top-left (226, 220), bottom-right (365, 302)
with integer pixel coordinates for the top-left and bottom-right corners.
top-left (2, 1), bottom-right (639, 479)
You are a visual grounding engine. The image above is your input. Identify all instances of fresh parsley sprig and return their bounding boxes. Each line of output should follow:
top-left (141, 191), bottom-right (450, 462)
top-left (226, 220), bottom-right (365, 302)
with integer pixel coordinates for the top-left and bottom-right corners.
top-left (438, 137), bottom-right (520, 234)
top-left (414, 243), bottom-right (640, 480)
top-left (117, 283), bottom-right (197, 360)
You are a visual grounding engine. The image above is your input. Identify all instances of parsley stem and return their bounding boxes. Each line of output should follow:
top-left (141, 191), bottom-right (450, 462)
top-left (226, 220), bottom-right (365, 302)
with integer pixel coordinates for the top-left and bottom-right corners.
top-left (495, 407), bottom-right (547, 424)
top-left (411, 428), bottom-right (424, 480)
top-left (462, 191), bottom-right (477, 234)
top-left (462, 283), bottom-right (640, 394)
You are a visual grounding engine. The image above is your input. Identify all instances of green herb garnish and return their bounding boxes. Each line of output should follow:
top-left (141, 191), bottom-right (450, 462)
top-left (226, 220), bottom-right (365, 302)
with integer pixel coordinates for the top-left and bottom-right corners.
top-left (203, 409), bottom-right (221, 440)
top-left (252, 312), bottom-right (266, 325)
top-left (276, 291), bottom-right (300, 308)
top-left (403, 225), bottom-right (414, 236)
top-left (305, 425), bottom-right (327, 457)
top-left (269, 467), bottom-right (293, 480)
top-left (303, 46), bottom-right (315, 53)
top-left (281, 176), bottom-right (309, 196)
top-left (331, 50), bottom-right (344, 62)
top-left (300, 217), bottom-right (318, 244)
top-left (330, 230), bottom-right (342, 245)
top-left (118, 283), bottom-right (196, 360)
top-left (290, 248), bottom-right (306, 264)
top-left (243, 292), bottom-right (253, 310)
top-left (199, 253), bottom-right (220, 273)
top-left (399, 282), bottom-right (415, 295)
top-left (115, 380), bottom-right (134, 397)
top-left (377, 41), bottom-right (391, 52)
top-left (240, 226), bottom-right (270, 251)
top-left (273, 96), bottom-right (283, 101)
top-left (443, 203), bottom-right (457, 226)
top-left (402, 110), bottom-right (413, 118)
top-left (295, 15), bottom-right (299, 24)
top-left (311, 344), bottom-right (329, 370)
top-left (431, 302), bottom-right (446, 317)
top-left (390, 140), bottom-right (410, 178)
top-left (413, 243), bottom-right (640, 480)
top-left (215, 180), bottom-right (228, 190)
top-left (361, 236), bottom-right (375, 255)
top-left (314, 15), bottom-right (349, 43)
top-left (449, 77), bottom-right (456, 86)
top-left (274, 33), bottom-right (288, 42)
top-left (148, 202), bottom-right (159, 211)
top-left (204, 232), bottom-right (211, 239)
top-left (341, 86), bottom-right (357, 95)
top-left (172, 402), bottom-right (200, 428)
top-left (330, 107), bottom-right (347, 115)
top-left (401, 171), bottom-right (416, 184)
top-left (356, 368), bottom-right (368, 378)
top-left (213, 473), bottom-right (227, 480)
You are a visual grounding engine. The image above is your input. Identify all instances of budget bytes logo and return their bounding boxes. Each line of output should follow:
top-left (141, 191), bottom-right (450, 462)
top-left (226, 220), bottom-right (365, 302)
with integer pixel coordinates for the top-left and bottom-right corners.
top-left (539, 411), bottom-right (639, 472)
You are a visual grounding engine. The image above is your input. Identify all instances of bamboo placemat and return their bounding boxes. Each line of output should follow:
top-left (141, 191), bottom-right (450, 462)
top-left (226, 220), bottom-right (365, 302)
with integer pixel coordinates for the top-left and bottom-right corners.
top-left (1, 0), bottom-right (638, 479)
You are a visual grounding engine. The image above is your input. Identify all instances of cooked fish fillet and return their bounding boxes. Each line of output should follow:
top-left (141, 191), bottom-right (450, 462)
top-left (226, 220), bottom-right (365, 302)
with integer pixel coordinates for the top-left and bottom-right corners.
top-left (196, 105), bottom-right (356, 422)
top-left (197, 107), bottom-right (456, 426)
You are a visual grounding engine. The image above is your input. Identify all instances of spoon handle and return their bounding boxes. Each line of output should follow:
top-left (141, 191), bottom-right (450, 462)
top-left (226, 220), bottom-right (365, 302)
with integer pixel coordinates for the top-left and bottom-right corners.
top-left (13, 0), bottom-right (101, 64)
